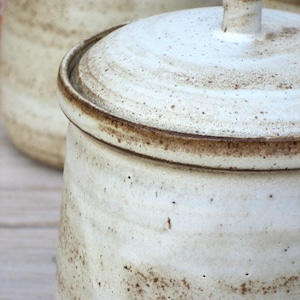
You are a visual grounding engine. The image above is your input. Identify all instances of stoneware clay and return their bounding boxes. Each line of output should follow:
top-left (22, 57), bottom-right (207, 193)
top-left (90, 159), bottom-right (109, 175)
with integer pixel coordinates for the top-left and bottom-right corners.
top-left (0, 0), bottom-right (221, 168)
top-left (56, 0), bottom-right (300, 298)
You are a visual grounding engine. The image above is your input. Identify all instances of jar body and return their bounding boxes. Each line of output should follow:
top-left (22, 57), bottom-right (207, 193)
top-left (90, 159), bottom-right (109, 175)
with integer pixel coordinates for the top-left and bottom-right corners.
top-left (56, 123), bottom-right (300, 299)
top-left (0, 0), bottom-right (221, 168)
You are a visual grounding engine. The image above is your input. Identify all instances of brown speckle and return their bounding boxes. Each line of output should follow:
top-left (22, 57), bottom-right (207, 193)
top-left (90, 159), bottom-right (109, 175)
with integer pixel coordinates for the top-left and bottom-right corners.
top-left (167, 217), bottom-right (172, 230)
top-left (123, 265), bottom-right (199, 299)
top-left (227, 274), bottom-right (300, 295)
top-left (280, 27), bottom-right (299, 37)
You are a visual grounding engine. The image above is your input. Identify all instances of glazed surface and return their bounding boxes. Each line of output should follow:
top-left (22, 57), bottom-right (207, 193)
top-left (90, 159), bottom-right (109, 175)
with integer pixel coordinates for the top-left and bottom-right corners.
top-left (56, 123), bottom-right (300, 299)
top-left (59, 7), bottom-right (300, 170)
top-left (1, 0), bottom-right (216, 168)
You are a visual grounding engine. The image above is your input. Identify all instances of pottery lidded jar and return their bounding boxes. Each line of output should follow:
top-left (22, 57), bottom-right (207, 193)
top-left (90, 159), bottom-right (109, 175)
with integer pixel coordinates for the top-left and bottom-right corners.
top-left (264, 0), bottom-right (300, 12)
top-left (56, 0), bottom-right (300, 298)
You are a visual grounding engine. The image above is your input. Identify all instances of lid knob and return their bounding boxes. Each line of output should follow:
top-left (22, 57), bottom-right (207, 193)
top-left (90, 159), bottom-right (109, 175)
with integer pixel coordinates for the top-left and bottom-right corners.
top-left (222, 0), bottom-right (262, 34)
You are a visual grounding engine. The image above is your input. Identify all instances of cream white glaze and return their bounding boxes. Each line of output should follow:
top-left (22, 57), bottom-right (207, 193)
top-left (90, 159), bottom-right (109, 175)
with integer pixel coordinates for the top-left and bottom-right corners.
top-left (75, 7), bottom-right (300, 139)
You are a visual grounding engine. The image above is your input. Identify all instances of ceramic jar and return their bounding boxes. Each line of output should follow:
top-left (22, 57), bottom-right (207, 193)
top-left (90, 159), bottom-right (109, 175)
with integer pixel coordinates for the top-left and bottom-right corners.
top-left (56, 1), bottom-right (300, 299)
top-left (0, 0), bottom-right (221, 168)
top-left (264, 0), bottom-right (300, 12)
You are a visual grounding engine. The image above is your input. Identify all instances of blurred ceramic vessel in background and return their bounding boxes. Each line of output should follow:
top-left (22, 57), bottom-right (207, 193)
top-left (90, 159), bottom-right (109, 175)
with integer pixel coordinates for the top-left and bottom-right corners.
top-left (56, 1), bottom-right (300, 298)
top-left (263, 0), bottom-right (300, 12)
top-left (0, 0), bottom-right (221, 169)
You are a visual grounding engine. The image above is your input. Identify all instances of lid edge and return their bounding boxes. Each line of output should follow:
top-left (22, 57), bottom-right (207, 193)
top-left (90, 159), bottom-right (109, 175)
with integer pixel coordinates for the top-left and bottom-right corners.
top-left (57, 25), bottom-right (300, 171)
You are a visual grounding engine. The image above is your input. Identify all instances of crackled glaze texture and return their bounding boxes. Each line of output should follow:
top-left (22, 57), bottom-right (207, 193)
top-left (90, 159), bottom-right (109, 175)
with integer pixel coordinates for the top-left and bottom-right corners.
top-left (56, 2), bottom-right (300, 299)
top-left (0, 0), bottom-right (220, 168)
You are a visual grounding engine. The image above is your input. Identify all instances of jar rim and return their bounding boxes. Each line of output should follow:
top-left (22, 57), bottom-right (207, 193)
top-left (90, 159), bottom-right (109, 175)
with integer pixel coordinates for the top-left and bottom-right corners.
top-left (57, 16), bottom-right (300, 171)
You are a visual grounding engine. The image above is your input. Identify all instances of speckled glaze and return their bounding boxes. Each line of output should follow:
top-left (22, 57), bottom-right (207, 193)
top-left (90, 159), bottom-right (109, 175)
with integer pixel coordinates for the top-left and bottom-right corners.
top-left (57, 124), bottom-right (300, 299)
top-left (0, 0), bottom-right (220, 168)
top-left (56, 1), bottom-right (300, 299)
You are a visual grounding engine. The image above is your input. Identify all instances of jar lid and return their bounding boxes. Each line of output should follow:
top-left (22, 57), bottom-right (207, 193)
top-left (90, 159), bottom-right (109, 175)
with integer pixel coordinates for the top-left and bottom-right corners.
top-left (58, 1), bottom-right (300, 170)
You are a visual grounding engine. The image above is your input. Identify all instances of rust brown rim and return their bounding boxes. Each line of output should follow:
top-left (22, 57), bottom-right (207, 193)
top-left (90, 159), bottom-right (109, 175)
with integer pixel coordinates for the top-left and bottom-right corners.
top-left (57, 25), bottom-right (300, 170)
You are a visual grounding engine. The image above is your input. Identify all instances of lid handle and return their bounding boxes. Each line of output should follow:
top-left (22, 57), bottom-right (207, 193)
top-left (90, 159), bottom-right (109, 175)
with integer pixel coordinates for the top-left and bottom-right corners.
top-left (222, 0), bottom-right (262, 34)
